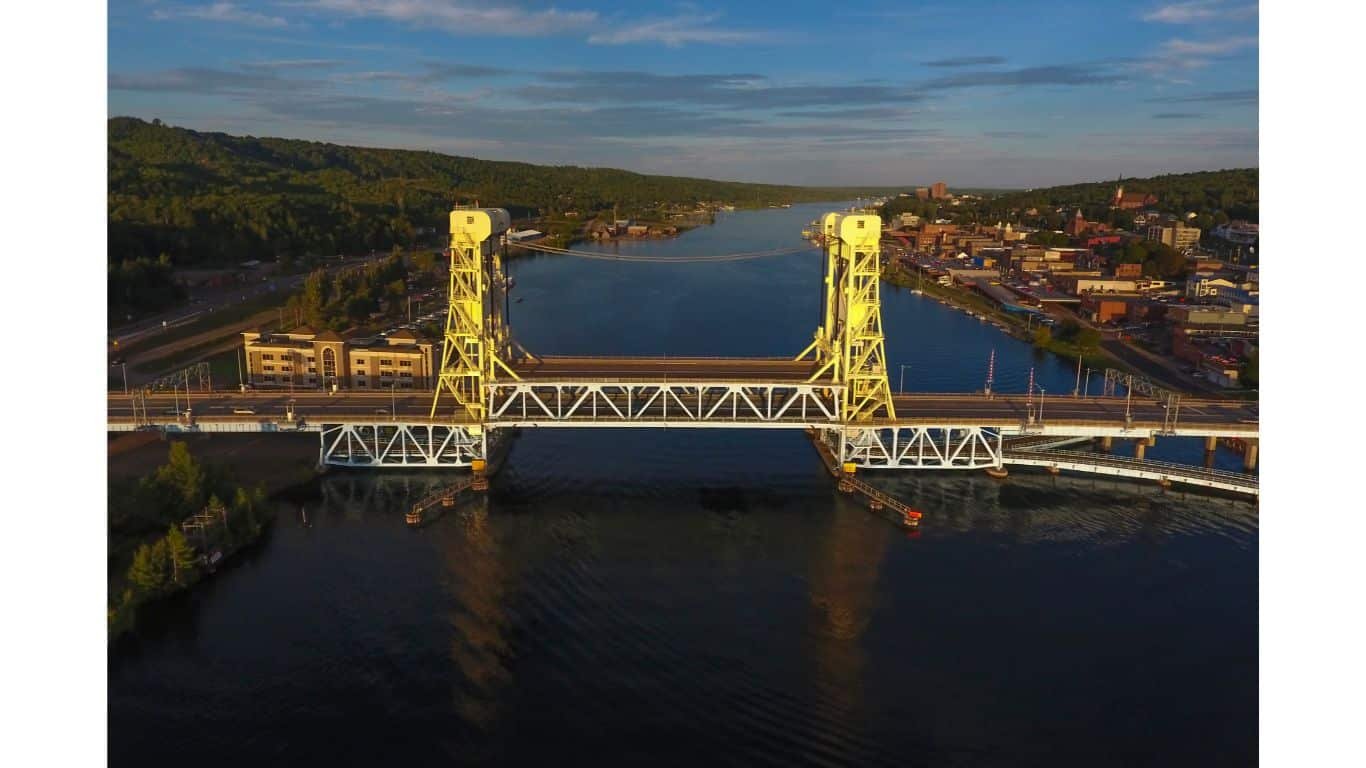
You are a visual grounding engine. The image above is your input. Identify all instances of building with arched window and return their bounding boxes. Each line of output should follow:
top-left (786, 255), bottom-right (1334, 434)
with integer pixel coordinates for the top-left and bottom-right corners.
top-left (241, 327), bottom-right (434, 390)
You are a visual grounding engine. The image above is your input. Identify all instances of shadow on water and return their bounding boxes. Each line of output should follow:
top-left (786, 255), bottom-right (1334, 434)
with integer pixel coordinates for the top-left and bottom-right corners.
top-left (109, 204), bottom-right (1256, 767)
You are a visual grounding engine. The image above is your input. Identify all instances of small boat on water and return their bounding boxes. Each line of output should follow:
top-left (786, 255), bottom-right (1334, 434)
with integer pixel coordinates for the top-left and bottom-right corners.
top-left (901, 510), bottom-right (924, 528)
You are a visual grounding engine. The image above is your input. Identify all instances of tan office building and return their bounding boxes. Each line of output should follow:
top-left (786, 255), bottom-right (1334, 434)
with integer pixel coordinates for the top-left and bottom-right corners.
top-left (1146, 222), bottom-right (1201, 251)
top-left (241, 327), bottom-right (435, 390)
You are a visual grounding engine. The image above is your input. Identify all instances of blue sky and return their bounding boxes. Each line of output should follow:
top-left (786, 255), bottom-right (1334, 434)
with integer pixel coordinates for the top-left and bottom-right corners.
top-left (108, 1), bottom-right (1258, 187)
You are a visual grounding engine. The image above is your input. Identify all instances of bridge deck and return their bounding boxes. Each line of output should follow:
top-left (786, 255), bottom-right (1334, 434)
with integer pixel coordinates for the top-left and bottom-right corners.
top-left (107, 386), bottom-right (1258, 435)
top-left (513, 356), bottom-right (818, 381)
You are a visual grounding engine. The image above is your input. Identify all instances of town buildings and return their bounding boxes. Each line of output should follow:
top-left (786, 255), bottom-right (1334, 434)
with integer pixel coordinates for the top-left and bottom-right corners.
top-left (1113, 185), bottom-right (1158, 210)
top-left (1147, 222), bottom-right (1202, 251)
top-left (240, 327), bottom-right (435, 390)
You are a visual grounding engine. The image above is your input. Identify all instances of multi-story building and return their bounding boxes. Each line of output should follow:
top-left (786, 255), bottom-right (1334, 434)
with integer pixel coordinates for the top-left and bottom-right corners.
top-left (931, 181), bottom-right (948, 199)
top-left (241, 327), bottom-right (435, 390)
top-left (914, 187), bottom-right (930, 200)
top-left (1147, 222), bottom-right (1201, 251)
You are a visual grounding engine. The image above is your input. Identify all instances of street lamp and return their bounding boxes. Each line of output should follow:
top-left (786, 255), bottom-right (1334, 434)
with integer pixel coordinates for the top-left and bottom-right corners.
top-left (111, 360), bottom-right (128, 394)
top-left (1038, 386), bottom-right (1046, 424)
top-left (898, 364), bottom-right (912, 393)
top-left (390, 381), bottom-right (397, 420)
top-left (1083, 368), bottom-right (1094, 398)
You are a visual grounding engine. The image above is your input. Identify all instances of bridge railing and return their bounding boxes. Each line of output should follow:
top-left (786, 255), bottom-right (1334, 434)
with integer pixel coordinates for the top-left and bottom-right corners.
top-left (1004, 448), bottom-right (1258, 486)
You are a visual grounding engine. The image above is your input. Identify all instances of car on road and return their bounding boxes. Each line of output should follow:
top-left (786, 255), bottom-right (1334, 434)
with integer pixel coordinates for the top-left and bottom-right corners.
top-left (232, 407), bottom-right (256, 415)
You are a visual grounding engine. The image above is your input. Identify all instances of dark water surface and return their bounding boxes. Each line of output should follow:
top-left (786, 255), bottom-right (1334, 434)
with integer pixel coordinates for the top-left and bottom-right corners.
top-left (109, 204), bottom-right (1257, 766)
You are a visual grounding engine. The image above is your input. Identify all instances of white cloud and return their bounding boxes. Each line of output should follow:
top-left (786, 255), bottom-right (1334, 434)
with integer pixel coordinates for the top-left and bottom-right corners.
top-left (297, 0), bottom-right (598, 37)
top-left (587, 13), bottom-right (760, 47)
top-left (1142, 2), bottom-right (1258, 24)
top-left (152, 2), bottom-right (290, 28)
top-left (1160, 36), bottom-right (1258, 56)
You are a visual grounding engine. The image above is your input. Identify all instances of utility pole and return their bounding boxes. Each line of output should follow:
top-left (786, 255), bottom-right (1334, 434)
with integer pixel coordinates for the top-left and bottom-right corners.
top-left (237, 347), bottom-right (244, 389)
top-left (985, 348), bottom-right (995, 398)
top-left (1074, 353), bottom-right (1082, 396)
top-left (1084, 368), bottom-right (1093, 398)
top-left (1026, 366), bottom-right (1035, 424)
top-left (391, 381), bottom-right (397, 420)
top-left (1125, 374), bottom-right (1133, 425)
top-left (1038, 386), bottom-right (1046, 424)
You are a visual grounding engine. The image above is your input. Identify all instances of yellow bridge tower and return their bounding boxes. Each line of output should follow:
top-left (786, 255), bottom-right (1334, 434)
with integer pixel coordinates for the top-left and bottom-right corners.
top-left (431, 207), bottom-right (523, 422)
top-left (797, 211), bottom-right (896, 421)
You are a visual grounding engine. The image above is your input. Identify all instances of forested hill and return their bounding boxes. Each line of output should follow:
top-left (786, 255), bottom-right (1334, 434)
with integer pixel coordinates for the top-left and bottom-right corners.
top-left (997, 169), bottom-right (1259, 221)
top-left (108, 117), bottom-right (882, 267)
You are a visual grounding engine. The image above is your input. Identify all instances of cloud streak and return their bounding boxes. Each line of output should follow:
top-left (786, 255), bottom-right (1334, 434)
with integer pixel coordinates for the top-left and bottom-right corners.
top-left (922, 55), bottom-right (1006, 67)
top-left (587, 12), bottom-right (761, 46)
top-left (921, 64), bottom-right (1125, 89)
top-left (152, 2), bottom-right (289, 28)
top-left (1146, 88), bottom-right (1257, 104)
top-left (297, 0), bottom-right (598, 37)
top-left (109, 66), bottom-right (317, 94)
top-left (1142, 2), bottom-right (1258, 24)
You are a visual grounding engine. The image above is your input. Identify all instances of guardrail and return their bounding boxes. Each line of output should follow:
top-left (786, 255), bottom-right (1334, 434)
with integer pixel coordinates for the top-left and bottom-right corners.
top-left (1003, 447), bottom-right (1258, 495)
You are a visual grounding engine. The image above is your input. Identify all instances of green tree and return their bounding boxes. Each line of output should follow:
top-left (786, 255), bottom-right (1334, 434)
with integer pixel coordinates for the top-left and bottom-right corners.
top-left (156, 442), bottom-right (206, 506)
top-left (166, 525), bottom-right (197, 584)
top-left (127, 540), bottom-right (170, 595)
top-left (1241, 349), bottom-right (1258, 388)
top-left (1121, 240), bottom-right (1149, 264)
top-left (1075, 327), bottom-right (1101, 351)
top-left (1150, 243), bottom-right (1188, 278)
top-left (412, 251), bottom-right (438, 274)
top-left (1032, 325), bottom-right (1053, 347)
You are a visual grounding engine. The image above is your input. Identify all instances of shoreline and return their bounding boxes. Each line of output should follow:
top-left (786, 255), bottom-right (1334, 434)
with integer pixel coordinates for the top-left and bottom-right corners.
top-left (108, 432), bottom-right (321, 640)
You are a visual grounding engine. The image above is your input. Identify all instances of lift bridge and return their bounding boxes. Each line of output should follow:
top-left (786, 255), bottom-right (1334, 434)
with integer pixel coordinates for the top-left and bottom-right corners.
top-left (107, 207), bottom-right (1260, 495)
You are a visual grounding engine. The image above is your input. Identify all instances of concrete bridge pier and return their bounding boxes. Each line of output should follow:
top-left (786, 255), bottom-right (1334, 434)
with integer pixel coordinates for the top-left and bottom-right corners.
top-left (1204, 435), bottom-right (1218, 469)
top-left (1134, 436), bottom-right (1154, 461)
top-left (1098, 436), bottom-right (1113, 453)
top-left (1243, 438), bottom-right (1259, 472)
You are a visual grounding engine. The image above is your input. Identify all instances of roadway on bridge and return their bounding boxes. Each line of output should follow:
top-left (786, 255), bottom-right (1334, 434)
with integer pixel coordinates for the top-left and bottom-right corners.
top-left (109, 384), bottom-right (1258, 432)
top-left (887, 393), bottom-right (1257, 428)
top-left (511, 356), bottom-right (817, 381)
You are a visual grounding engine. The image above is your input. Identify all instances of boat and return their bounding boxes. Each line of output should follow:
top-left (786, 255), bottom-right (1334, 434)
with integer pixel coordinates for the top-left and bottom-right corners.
top-left (901, 510), bottom-right (924, 528)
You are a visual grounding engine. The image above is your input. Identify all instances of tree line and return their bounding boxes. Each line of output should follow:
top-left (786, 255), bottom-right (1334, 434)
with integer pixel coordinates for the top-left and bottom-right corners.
top-left (109, 442), bottom-right (268, 636)
top-left (108, 117), bottom-right (888, 270)
top-left (880, 168), bottom-right (1258, 234)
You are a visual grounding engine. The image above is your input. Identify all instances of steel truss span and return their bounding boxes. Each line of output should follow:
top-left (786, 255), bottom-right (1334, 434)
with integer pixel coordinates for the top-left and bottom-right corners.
top-left (318, 424), bottom-right (484, 468)
top-left (486, 381), bottom-right (844, 428)
top-left (838, 426), bottom-right (1004, 469)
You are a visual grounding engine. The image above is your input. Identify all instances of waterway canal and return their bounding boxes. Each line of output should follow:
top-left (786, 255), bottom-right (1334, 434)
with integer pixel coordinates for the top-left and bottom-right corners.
top-left (109, 202), bottom-right (1256, 766)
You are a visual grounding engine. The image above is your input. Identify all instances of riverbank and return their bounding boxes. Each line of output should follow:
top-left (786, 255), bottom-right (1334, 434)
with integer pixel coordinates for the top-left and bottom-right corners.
top-left (882, 263), bottom-right (1113, 373)
top-left (108, 434), bottom-right (320, 639)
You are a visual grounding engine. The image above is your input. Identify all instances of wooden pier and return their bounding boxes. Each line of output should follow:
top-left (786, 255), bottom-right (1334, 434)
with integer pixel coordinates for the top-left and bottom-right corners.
top-left (406, 476), bottom-right (476, 525)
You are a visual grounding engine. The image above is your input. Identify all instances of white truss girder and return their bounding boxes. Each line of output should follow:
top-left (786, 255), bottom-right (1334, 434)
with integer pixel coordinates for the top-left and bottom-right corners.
top-left (837, 425), bottom-right (1004, 469)
top-left (318, 423), bottom-right (484, 467)
top-left (485, 380), bottom-right (843, 427)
